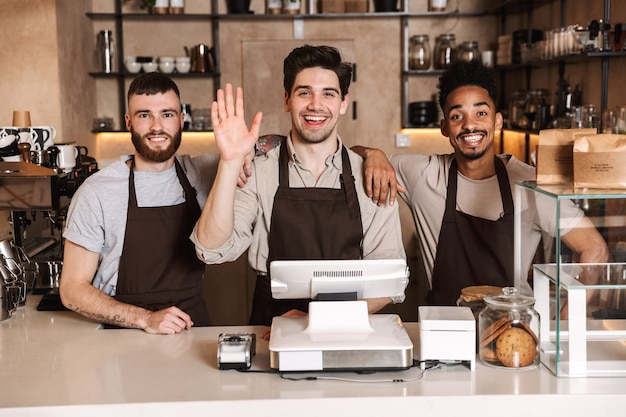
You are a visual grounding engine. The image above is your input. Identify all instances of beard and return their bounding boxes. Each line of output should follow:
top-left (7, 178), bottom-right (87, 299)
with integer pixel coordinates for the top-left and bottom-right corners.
top-left (455, 130), bottom-right (489, 161)
top-left (130, 127), bottom-right (182, 163)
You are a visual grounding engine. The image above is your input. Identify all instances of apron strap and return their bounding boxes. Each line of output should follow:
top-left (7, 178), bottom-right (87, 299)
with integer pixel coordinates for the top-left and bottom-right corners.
top-left (340, 146), bottom-right (360, 220)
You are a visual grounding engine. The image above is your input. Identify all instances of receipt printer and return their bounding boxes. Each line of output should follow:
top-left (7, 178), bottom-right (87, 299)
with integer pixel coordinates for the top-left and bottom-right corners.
top-left (419, 306), bottom-right (476, 370)
top-left (217, 332), bottom-right (256, 370)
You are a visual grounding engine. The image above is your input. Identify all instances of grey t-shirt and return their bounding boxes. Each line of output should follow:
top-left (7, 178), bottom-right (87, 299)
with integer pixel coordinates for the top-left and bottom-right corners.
top-left (63, 154), bottom-right (218, 295)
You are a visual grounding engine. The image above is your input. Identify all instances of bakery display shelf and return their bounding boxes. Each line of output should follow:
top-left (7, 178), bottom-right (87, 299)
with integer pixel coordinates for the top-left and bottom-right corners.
top-left (534, 263), bottom-right (626, 377)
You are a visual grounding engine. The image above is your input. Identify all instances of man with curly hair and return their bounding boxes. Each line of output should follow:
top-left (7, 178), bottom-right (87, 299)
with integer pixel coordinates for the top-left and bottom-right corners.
top-left (354, 59), bottom-right (607, 305)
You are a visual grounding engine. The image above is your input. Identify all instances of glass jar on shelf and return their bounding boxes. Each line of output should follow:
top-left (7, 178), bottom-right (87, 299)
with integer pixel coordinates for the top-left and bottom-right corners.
top-left (434, 33), bottom-right (457, 70)
top-left (523, 88), bottom-right (550, 130)
top-left (458, 40), bottom-right (480, 62)
top-left (409, 35), bottom-right (431, 70)
top-left (508, 90), bottom-right (527, 129)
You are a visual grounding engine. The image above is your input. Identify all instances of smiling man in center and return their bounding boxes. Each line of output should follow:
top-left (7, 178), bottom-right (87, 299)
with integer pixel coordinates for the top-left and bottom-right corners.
top-left (191, 44), bottom-right (406, 327)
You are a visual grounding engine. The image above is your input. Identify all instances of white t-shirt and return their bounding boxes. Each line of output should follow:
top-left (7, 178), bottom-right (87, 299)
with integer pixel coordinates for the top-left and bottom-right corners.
top-left (389, 153), bottom-right (584, 293)
top-left (63, 154), bottom-right (219, 295)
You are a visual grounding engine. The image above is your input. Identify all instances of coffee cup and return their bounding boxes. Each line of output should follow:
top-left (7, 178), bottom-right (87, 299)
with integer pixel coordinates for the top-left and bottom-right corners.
top-left (29, 126), bottom-right (56, 150)
top-left (54, 144), bottom-right (78, 172)
top-left (0, 127), bottom-right (19, 148)
top-left (0, 128), bottom-right (20, 159)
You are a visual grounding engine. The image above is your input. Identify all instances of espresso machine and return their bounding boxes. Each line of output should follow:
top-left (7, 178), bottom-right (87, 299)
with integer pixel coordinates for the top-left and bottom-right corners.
top-left (0, 143), bottom-right (98, 315)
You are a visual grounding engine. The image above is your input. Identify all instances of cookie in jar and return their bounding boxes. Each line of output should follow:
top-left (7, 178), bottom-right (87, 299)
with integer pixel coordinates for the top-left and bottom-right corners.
top-left (478, 287), bottom-right (540, 369)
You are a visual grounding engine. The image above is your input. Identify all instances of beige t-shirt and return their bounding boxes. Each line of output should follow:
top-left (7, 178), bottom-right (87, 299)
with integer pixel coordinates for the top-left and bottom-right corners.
top-left (192, 136), bottom-right (406, 274)
top-left (390, 153), bottom-right (584, 293)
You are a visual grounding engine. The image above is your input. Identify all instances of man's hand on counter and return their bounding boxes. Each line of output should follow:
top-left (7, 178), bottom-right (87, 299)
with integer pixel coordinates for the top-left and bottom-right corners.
top-left (60, 241), bottom-right (194, 335)
top-left (143, 307), bottom-right (193, 335)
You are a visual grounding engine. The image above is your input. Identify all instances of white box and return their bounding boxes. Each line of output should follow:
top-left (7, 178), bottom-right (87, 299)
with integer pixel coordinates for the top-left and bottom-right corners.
top-left (419, 306), bottom-right (476, 370)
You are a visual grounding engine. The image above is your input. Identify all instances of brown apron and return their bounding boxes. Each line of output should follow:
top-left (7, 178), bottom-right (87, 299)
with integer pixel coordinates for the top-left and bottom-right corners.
top-left (428, 156), bottom-right (514, 305)
top-left (249, 144), bottom-right (363, 325)
top-left (114, 158), bottom-right (211, 326)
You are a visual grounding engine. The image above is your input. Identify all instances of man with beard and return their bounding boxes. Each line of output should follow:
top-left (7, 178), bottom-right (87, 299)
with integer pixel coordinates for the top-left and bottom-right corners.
top-left (60, 72), bottom-right (220, 333)
top-left (353, 59), bottom-right (608, 305)
top-left (191, 45), bottom-right (406, 327)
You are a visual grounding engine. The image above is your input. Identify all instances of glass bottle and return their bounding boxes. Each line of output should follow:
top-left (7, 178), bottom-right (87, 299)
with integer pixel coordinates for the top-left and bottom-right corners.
top-left (478, 287), bottom-right (540, 369)
top-left (181, 104), bottom-right (193, 131)
top-left (409, 35), bottom-right (431, 70)
top-left (458, 40), bottom-right (480, 62)
top-left (97, 30), bottom-right (115, 73)
top-left (434, 33), bottom-right (457, 69)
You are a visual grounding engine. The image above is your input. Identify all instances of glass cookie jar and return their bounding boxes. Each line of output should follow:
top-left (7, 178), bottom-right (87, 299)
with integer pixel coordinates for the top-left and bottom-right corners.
top-left (478, 287), bottom-right (540, 369)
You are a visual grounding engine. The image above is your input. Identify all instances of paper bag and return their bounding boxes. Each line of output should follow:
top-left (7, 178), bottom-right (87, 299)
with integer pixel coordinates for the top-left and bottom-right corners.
top-left (573, 133), bottom-right (626, 189)
top-left (536, 128), bottom-right (597, 184)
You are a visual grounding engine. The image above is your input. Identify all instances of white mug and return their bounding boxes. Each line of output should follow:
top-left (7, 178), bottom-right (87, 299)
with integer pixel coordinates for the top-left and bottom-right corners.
top-left (29, 126), bottom-right (56, 150)
top-left (55, 144), bottom-right (78, 172)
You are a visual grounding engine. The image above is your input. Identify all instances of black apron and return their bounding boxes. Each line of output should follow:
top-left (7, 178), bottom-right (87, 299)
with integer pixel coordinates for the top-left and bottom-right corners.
top-left (428, 156), bottom-right (514, 305)
top-left (249, 144), bottom-right (364, 325)
top-left (114, 158), bottom-right (211, 326)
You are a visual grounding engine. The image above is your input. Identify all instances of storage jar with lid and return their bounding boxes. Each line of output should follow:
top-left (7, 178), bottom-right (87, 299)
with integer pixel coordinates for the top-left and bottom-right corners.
top-left (478, 287), bottom-right (540, 369)
top-left (458, 40), bottom-right (480, 62)
top-left (434, 34), bottom-right (457, 69)
top-left (524, 88), bottom-right (550, 130)
top-left (508, 90), bottom-right (527, 129)
top-left (409, 35), bottom-right (431, 70)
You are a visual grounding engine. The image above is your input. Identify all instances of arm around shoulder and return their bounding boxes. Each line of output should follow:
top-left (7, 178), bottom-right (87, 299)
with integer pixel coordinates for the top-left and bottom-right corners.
top-left (351, 145), bottom-right (404, 206)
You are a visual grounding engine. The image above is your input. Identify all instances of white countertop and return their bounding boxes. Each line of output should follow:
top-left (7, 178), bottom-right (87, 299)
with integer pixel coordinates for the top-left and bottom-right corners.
top-left (1, 295), bottom-right (626, 416)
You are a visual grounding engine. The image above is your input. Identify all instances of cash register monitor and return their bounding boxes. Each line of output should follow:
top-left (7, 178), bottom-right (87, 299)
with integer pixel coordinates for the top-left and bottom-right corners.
top-left (269, 258), bottom-right (409, 301)
top-left (267, 258), bottom-right (413, 372)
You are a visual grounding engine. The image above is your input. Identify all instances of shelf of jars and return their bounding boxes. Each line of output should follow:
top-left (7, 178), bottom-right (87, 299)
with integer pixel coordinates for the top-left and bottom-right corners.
top-left (401, 2), bottom-right (493, 129)
top-left (496, 50), bottom-right (626, 70)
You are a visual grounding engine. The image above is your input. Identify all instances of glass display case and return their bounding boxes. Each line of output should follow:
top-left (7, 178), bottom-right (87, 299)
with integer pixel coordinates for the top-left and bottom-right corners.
top-left (515, 181), bottom-right (626, 377)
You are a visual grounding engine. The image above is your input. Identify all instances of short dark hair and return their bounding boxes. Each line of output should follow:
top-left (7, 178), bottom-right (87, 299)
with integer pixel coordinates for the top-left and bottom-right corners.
top-left (127, 72), bottom-right (181, 104)
top-left (437, 59), bottom-right (497, 112)
top-left (283, 44), bottom-right (352, 99)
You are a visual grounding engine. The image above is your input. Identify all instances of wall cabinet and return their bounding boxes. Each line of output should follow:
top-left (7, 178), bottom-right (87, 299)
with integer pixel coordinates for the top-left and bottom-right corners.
top-left (497, 0), bottom-right (626, 133)
top-left (87, 0), bottom-right (624, 140)
top-left (88, 0), bottom-right (500, 133)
